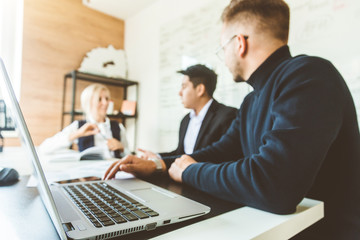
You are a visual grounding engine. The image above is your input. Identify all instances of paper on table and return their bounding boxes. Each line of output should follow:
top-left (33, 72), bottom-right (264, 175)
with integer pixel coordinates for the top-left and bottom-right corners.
top-left (39, 146), bottom-right (106, 162)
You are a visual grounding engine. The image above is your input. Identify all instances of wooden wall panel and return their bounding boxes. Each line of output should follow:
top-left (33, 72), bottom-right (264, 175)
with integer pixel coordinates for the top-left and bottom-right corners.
top-left (9, 0), bottom-right (125, 146)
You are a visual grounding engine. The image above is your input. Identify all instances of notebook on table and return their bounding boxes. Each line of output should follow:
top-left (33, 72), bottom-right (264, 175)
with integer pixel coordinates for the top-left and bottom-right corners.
top-left (0, 58), bottom-right (210, 240)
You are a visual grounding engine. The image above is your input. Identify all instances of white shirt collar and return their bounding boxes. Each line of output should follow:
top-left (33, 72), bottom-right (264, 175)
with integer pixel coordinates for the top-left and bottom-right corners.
top-left (189, 99), bottom-right (213, 120)
top-left (86, 115), bottom-right (110, 125)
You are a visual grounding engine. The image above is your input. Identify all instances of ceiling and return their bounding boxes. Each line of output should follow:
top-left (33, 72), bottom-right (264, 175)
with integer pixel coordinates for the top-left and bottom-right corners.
top-left (82, 0), bottom-right (159, 20)
top-left (82, 0), bottom-right (157, 20)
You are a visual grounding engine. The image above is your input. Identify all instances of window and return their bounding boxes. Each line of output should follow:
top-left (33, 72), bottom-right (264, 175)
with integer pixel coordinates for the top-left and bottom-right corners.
top-left (0, 0), bottom-right (24, 99)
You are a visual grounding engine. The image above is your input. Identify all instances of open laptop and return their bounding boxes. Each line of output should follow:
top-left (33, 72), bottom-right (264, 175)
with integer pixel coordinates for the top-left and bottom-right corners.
top-left (0, 58), bottom-right (210, 240)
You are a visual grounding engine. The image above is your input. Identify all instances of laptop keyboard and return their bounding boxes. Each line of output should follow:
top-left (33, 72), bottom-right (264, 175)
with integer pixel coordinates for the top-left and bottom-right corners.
top-left (63, 182), bottom-right (159, 228)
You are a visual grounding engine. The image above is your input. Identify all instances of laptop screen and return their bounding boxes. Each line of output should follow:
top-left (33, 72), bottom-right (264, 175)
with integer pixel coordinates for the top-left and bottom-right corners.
top-left (0, 57), bottom-right (68, 239)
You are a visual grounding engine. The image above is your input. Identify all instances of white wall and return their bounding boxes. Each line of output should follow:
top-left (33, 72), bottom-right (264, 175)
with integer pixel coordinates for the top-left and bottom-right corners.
top-left (125, 0), bottom-right (214, 152)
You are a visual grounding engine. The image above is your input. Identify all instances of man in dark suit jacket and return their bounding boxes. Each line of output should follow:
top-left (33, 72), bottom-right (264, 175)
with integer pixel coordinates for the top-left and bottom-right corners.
top-left (160, 99), bottom-right (236, 157)
top-left (139, 64), bottom-right (237, 158)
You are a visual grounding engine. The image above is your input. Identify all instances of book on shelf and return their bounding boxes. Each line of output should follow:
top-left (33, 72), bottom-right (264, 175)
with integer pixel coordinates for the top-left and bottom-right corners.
top-left (121, 100), bottom-right (136, 116)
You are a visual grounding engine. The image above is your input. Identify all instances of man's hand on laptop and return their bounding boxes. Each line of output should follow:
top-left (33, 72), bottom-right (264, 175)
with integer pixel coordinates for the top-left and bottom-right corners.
top-left (103, 155), bottom-right (166, 180)
top-left (168, 155), bottom-right (197, 183)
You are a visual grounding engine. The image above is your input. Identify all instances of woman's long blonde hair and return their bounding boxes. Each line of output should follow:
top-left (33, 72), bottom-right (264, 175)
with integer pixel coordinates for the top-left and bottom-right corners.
top-left (80, 83), bottom-right (110, 118)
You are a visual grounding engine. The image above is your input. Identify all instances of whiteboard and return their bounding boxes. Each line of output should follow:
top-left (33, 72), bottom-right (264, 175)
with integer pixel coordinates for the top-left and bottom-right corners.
top-left (288, 0), bottom-right (360, 124)
top-left (157, 0), bottom-right (360, 151)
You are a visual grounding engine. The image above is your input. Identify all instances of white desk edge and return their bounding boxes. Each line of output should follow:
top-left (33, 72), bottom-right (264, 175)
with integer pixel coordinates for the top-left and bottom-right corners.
top-left (152, 198), bottom-right (323, 240)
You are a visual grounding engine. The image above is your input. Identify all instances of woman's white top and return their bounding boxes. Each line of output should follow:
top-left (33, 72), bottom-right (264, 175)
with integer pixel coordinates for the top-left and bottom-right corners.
top-left (39, 117), bottom-right (130, 159)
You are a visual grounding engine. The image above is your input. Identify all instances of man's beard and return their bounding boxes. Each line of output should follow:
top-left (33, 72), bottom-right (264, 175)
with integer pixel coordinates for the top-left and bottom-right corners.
top-left (232, 59), bottom-right (246, 83)
top-left (234, 74), bottom-right (246, 83)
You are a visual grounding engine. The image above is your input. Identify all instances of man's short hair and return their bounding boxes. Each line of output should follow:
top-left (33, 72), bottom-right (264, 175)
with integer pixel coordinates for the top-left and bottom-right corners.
top-left (221, 0), bottom-right (290, 42)
top-left (177, 64), bottom-right (217, 97)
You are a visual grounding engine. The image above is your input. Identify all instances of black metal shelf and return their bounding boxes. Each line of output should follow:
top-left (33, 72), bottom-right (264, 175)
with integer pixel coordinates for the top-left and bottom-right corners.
top-left (0, 99), bottom-right (15, 131)
top-left (0, 127), bottom-right (15, 131)
top-left (64, 70), bottom-right (138, 87)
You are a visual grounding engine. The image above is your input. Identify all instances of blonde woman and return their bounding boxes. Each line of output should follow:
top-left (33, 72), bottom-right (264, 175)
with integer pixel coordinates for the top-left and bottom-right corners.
top-left (40, 83), bottom-right (129, 159)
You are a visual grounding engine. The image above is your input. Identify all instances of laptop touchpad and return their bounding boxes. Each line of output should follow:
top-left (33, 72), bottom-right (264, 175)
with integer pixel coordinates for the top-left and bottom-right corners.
top-left (53, 190), bottom-right (81, 222)
top-left (130, 187), bottom-right (175, 202)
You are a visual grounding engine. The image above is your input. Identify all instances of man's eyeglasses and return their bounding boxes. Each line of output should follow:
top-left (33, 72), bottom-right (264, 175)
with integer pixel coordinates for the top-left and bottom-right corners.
top-left (215, 34), bottom-right (249, 61)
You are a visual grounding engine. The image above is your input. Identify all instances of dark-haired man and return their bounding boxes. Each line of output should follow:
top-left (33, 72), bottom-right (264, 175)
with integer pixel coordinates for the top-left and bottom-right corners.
top-left (105, 1), bottom-right (360, 238)
top-left (139, 64), bottom-right (237, 159)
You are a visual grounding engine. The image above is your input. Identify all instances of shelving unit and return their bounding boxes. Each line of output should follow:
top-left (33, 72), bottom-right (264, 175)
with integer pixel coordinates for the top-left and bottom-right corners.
top-left (0, 99), bottom-right (15, 131)
top-left (61, 70), bottom-right (138, 148)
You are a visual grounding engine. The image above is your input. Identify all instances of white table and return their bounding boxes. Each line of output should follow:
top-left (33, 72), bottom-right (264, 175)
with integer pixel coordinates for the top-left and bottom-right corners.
top-left (1, 147), bottom-right (324, 239)
top-left (153, 198), bottom-right (323, 240)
